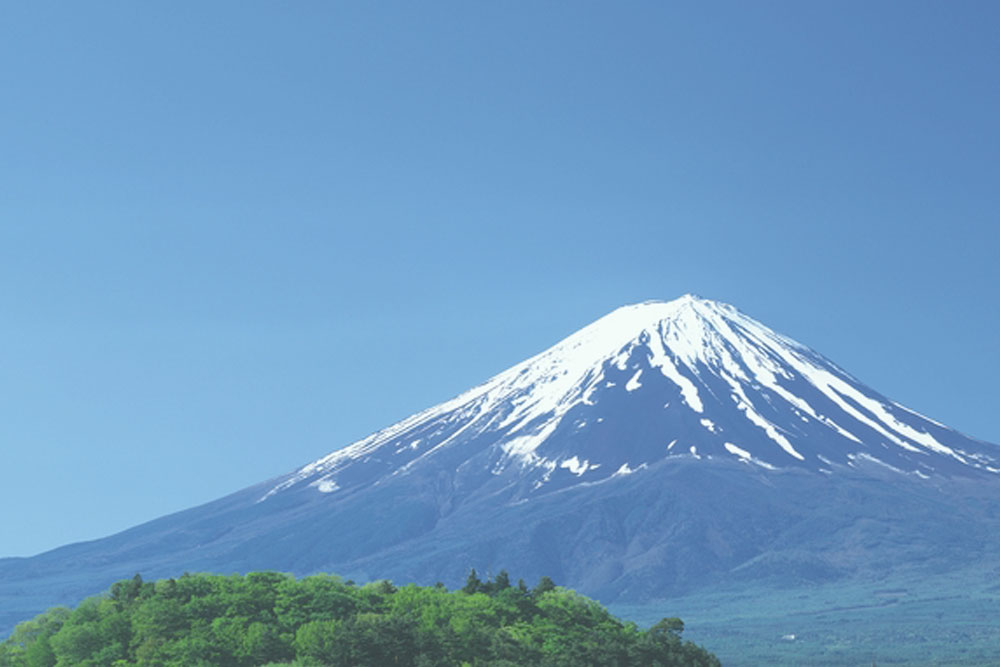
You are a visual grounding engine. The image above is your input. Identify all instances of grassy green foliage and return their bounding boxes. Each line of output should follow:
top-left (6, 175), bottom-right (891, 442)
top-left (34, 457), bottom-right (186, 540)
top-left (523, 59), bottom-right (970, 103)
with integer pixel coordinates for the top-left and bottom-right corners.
top-left (0, 571), bottom-right (718, 666)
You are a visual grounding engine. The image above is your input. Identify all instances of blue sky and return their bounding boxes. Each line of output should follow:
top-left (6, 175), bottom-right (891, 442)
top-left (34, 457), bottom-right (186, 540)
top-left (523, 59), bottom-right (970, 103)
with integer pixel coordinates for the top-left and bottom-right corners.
top-left (1, 1), bottom-right (998, 557)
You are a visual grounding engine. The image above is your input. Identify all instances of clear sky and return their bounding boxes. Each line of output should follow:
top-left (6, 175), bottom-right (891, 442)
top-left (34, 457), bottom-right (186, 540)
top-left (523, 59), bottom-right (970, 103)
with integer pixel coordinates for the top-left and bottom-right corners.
top-left (1, 1), bottom-right (998, 557)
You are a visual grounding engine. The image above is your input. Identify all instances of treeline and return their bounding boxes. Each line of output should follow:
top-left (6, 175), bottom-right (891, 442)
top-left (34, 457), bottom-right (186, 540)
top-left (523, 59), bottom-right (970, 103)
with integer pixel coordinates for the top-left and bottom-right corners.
top-left (0, 570), bottom-right (719, 666)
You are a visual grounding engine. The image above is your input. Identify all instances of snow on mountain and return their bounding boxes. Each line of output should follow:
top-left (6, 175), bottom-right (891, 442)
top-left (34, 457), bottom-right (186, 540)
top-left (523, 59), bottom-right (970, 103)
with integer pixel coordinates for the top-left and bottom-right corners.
top-left (263, 295), bottom-right (999, 505)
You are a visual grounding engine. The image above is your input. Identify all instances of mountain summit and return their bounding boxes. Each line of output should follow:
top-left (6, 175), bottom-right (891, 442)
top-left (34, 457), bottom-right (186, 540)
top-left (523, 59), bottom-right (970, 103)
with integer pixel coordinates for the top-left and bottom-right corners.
top-left (263, 294), bottom-right (996, 509)
top-left (3, 295), bottom-right (1000, 635)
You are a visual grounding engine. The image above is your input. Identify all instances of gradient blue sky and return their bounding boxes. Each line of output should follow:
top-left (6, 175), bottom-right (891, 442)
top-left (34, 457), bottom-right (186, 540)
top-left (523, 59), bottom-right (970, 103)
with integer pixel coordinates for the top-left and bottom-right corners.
top-left (2, 2), bottom-right (998, 557)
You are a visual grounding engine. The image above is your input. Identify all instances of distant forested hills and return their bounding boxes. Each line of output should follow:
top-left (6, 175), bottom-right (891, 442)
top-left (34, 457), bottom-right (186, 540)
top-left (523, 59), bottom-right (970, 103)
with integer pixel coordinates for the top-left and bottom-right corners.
top-left (0, 570), bottom-right (719, 666)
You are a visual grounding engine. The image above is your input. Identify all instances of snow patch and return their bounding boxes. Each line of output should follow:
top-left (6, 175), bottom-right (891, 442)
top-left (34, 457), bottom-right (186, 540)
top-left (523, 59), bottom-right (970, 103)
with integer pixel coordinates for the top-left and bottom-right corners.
top-left (625, 369), bottom-right (643, 392)
top-left (720, 372), bottom-right (805, 460)
top-left (560, 456), bottom-right (592, 476)
top-left (645, 327), bottom-right (704, 412)
top-left (848, 452), bottom-right (905, 475)
top-left (313, 478), bottom-right (340, 493)
top-left (724, 442), bottom-right (751, 460)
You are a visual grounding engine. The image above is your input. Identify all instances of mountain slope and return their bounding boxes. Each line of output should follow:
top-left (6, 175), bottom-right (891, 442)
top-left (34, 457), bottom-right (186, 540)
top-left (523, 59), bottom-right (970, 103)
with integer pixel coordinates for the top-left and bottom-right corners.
top-left (3, 295), bottom-right (999, 636)
top-left (267, 294), bottom-right (997, 501)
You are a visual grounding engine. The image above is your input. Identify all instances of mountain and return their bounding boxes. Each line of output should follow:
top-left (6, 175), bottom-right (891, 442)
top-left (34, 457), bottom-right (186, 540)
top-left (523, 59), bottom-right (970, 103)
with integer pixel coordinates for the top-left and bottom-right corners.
top-left (264, 294), bottom-right (996, 488)
top-left (3, 295), bottom-right (1000, 638)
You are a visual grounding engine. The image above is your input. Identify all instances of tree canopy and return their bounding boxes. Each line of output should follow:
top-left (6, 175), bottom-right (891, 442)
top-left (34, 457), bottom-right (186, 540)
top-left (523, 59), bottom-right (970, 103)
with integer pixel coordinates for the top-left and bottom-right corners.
top-left (0, 570), bottom-right (719, 666)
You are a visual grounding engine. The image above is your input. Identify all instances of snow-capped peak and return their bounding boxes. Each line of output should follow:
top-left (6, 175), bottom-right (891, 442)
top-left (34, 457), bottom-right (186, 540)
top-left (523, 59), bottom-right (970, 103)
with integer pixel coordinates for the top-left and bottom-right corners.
top-left (262, 295), bottom-right (999, 502)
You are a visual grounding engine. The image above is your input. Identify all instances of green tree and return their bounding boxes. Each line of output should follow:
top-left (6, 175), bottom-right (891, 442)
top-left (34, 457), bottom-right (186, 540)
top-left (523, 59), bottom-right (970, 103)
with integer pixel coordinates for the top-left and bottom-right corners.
top-left (22, 634), bottom-right (56, 667)
top-left (462, 569), bottom-right (482, 595)
top-left (533, 576), bottom-right (556, 596)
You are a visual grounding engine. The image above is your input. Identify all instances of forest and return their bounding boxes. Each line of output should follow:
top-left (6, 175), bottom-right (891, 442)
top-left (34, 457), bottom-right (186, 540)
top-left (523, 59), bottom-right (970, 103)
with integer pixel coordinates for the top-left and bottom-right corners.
top-left (0, 570), bottom-right (719, 666)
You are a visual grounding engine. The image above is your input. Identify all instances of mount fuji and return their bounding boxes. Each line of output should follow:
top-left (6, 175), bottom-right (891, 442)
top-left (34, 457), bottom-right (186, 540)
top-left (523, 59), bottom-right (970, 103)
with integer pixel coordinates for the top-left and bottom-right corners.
top-left (264, 294), bottom-right (995, 490)
top-left (3, 295), bottom-right (1000, 637)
